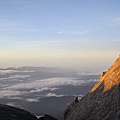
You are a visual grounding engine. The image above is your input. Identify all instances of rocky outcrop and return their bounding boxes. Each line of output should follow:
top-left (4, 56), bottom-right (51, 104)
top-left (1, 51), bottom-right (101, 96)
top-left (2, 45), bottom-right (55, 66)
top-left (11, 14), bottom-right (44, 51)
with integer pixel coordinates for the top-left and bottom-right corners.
top-left (64, 58), bottom-right (120, 120)
top-left (0, 104), bottom-right (58, 120)
top-left (38, 114), bottom-right (58, 120)
top-left (0, 104), bottom-right (37, 120)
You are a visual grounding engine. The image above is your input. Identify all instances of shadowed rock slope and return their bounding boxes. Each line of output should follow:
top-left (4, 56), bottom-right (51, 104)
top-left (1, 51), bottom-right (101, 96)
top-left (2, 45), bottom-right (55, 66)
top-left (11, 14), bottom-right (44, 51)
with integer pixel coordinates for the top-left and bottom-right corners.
top-left (0, 104), bottom-right (38, 120)
top-left (64, 58), bottom-right (120, 120)
top-left (0, 104), bottom-right (58, 120)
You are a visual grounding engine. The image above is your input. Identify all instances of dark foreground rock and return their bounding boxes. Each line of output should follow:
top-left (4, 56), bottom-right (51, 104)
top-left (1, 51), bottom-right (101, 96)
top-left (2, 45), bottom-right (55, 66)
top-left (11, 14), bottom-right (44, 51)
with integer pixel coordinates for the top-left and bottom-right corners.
top-left (0, 104), bottom-right (37, 120)
top-left (0, 104), bottom-right (58, 120)
top-left (39, 114), bottom-right (57, 120)
top-left (64, 58), bottom-right (120, 120)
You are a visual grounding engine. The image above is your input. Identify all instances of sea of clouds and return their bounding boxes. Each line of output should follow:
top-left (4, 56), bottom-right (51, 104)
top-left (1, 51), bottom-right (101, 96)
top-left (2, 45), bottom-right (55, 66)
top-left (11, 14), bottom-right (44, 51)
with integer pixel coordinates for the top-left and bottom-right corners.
top-left (0, 67), bottom-right (100, 102)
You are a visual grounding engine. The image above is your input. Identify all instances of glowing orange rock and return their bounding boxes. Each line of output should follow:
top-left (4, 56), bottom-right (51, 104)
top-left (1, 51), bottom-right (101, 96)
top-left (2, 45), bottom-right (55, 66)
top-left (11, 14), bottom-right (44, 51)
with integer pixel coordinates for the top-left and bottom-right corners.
top-left (90, 58), bottom-right (120, 92)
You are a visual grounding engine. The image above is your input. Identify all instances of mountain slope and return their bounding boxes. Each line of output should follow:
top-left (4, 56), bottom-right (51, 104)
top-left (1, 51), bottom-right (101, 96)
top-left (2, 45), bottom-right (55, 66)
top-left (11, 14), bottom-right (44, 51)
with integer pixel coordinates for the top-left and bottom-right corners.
top-left (0, 104), bottom-right (37, 120)
top-left (64, 58), bottom-right (120, 120)
top-left (0, 104), bottom-right (58, 120)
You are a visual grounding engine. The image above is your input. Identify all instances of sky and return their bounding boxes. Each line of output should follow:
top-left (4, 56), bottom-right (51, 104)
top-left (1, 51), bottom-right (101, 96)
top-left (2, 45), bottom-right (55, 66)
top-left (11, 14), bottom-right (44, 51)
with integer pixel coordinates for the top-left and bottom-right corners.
top-left (0, 0), bottom-right (120, 69)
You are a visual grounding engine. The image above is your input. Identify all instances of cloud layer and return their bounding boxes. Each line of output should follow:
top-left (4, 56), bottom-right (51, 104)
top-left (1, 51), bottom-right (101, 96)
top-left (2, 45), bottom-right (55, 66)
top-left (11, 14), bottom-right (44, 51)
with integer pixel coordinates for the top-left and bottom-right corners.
top-left (0, 67), bottom-right (99, 100)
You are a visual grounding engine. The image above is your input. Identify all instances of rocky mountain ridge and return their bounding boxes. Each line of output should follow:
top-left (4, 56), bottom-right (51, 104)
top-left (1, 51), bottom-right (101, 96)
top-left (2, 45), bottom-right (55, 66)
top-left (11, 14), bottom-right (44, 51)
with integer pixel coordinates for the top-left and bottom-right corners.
top-left (0, 104), bottom-right (37, 120)
top-left (64, 58), bottom-right (120, 120)
top-left (0, 104), bottom-right (57, 120)
top-left (91, 57), bottom-right (120, 92)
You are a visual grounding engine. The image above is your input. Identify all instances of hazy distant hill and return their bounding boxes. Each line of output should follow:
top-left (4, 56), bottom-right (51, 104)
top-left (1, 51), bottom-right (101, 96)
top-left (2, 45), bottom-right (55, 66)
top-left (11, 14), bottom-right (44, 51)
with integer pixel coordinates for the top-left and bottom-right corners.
top-left (64, 58), bottom-right (120, 120)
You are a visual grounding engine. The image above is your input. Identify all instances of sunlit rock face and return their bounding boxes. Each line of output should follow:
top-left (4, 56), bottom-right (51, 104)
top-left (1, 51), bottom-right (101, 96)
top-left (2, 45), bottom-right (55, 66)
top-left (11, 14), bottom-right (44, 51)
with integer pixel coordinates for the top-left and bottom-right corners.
top-left (64, 58), bottom-right (120, 120)
top-left (91, 58), bottom-right (120, 92)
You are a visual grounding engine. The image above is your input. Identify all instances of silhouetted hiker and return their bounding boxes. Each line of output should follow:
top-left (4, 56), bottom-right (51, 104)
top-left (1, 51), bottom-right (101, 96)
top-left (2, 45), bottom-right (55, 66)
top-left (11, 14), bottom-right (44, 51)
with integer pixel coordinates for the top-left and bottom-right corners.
top-left (75, 96), bottom-right (81, 103)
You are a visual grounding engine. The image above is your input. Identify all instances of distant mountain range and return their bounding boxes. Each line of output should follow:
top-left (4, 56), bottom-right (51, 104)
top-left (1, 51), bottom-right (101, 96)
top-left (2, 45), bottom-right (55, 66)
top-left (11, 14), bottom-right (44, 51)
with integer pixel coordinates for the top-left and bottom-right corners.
top-left (0, 66), bottom-right (57, 71)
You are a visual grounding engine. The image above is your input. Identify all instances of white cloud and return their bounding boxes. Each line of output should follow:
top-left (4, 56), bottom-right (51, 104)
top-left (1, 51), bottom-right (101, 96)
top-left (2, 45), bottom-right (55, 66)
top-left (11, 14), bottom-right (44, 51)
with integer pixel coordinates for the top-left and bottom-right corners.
top-left (0, 77), bottom-right (85, 98)
top-left (87, 79), bottom-right (99, 82)
top-left (30, 87), bottom-right (59, 93)
top-left (4, 77), bottom-right (85, 90)
top-left (0, 90), bottom-right (21, 98)
top-left (0, 75), bottom-right (30, 81)
top-left (25, 98), bottom-right (39, 102)
top-left (0, 70), bottom-right (17, 74)
top-left (8, 97), bottom-right (23, 100)
top-left (76, 71), bottom-right (101, 76)
top-left (0, 84), bottom-right (9, 88)
top-left (0, 71), bottom-right (98, 99)
top-left (45, 93), bottom-right (65, 97)
top-left (7, 103), bottom-right (16, 107)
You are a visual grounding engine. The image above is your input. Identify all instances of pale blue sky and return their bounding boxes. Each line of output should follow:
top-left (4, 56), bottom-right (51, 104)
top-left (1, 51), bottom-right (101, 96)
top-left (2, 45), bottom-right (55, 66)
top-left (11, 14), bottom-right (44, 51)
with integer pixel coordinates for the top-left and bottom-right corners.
top-left (0, 0), bottom-right (120, 69)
